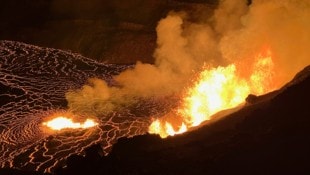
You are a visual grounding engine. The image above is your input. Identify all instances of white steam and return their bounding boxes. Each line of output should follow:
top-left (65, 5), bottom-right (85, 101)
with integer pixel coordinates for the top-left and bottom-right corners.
top-left (66, 0), bottom-right (310, 115)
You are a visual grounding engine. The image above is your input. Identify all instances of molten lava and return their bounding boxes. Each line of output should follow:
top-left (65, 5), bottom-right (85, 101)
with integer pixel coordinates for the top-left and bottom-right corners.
top-left (43, 116), bottom-right (98, 131)
top-left (149, 49), bottom-right (275, 138)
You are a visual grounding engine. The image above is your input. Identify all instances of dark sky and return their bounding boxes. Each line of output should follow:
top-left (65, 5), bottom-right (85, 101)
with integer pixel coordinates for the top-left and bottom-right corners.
top-left (0, 0), bottom-right (217, 63)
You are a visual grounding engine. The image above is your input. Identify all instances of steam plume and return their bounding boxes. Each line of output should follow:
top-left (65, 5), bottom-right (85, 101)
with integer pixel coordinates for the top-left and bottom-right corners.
top-left (66, 0), bottom-right (310, 116)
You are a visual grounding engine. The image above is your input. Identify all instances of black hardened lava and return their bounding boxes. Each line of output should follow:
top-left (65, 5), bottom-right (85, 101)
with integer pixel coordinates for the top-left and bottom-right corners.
top-left (54, 66), bottom-right (310, 175)
top-left (0, 41), bottom-right (178, 173)
top-left (1, 41), bottom-right (310, 175)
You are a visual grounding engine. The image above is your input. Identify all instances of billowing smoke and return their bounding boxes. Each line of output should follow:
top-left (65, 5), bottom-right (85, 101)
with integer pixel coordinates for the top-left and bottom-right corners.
top-left (66, 0), bottom-right (310, 116)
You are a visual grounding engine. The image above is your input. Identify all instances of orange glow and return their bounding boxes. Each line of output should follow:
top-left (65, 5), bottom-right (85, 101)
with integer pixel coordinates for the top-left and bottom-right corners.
top-left (149, 49), bottom-right (275, 138)
top-left (43, 116), bottom-right (98, 131)
top-left (149, 119), bottom-right (188, 138)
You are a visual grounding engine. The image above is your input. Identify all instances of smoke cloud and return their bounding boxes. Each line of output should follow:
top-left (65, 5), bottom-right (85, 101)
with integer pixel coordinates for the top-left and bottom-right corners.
top-left (66, 0), bottom-right (310, 116)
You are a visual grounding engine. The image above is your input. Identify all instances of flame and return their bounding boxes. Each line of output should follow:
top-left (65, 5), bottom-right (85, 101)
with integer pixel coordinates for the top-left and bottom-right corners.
top-left (43, 116), bottom-right (98, 131)
top-left (149, 119), bottom-right (188, 138)
top-left (149, 49), bottom-right (275, 138)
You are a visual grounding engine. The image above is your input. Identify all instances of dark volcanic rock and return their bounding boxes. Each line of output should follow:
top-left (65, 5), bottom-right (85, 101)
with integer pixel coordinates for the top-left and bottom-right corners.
top-left (0, 168), bottom-right (51, 175)
top-left (0, 0), bottom-right (217, 63)
top-left (1, 40), bottom-right (309, 175)
top-left (0, 41), bottom-right (177, 173)
top-left (54, 65), bottom-right (310, 175)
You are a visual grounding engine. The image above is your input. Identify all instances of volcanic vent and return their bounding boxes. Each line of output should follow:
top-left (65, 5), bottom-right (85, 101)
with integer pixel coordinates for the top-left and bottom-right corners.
top-left (1, 0), bottom-right (310, 174)
top-left (64, 0), bottom-right (310, 139)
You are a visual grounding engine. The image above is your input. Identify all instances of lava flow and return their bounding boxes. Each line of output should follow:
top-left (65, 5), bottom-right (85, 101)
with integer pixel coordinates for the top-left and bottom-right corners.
top-left (43, 116), bottom-right (98, 131)
top-left (149, 49), bottom-right (276, 138)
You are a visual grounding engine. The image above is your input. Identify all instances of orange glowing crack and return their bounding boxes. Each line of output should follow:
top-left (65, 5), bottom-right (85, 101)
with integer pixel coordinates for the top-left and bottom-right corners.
top-left (43, 117), bottom-right (98, 130)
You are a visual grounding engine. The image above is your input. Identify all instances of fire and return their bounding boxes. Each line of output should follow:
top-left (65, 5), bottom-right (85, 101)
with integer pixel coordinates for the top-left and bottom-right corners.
top-left (182, 64), bottom-right (250, 126)
top-left (149, 119), bottom-right (188, 138)
top-left (149, 49), bottom-right (275, 138)
top-left (43, 116), bottom-right (98, 131)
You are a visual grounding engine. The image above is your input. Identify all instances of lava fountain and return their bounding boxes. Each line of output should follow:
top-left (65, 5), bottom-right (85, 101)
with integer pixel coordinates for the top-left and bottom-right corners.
top-left (42, 114), bottom-right (98, 131)
top-left (149, 48), bottom-right (276, 138)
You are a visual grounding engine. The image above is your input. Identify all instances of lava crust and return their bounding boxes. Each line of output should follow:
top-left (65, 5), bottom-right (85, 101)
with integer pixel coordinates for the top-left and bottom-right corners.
top-left (0, 41), bottom-right (175, 172)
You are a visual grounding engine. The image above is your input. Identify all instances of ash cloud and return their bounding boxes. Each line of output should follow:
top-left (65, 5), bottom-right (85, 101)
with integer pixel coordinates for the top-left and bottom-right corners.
top-left (66, 0), bottom-right (310, 116)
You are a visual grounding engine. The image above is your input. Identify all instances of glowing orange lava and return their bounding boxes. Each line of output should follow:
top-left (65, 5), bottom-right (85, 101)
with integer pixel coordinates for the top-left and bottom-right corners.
top-left (149, 49), bottom-right (275, 138)
top-left (43, 116), bottom-right (98, 131)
